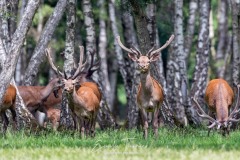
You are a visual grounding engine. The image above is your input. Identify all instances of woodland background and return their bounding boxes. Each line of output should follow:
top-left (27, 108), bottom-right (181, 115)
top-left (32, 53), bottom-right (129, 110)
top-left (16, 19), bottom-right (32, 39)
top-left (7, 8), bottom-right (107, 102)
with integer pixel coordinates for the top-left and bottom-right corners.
top-left (0, 0), bottom-right (239, 130)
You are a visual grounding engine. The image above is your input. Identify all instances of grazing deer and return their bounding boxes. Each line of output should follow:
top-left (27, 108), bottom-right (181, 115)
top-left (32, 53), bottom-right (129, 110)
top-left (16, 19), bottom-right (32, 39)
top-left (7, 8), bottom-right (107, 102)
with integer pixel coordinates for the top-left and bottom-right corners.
top-left (116, 35), bottom-right (174, 139)
top-left (0, 84), bottom-right (16, 132)
top-left (18, 78), bottom-right (62, 127)
top-left (46, 47), bottom-right (101, 137)
top-left (192, 79), bottom-right (240, 136)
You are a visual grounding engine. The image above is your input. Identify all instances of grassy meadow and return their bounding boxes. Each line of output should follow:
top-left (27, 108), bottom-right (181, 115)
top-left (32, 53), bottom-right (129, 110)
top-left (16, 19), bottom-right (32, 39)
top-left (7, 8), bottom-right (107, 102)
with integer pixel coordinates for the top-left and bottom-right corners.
top-left (1, 127), bottom-right (240, 160)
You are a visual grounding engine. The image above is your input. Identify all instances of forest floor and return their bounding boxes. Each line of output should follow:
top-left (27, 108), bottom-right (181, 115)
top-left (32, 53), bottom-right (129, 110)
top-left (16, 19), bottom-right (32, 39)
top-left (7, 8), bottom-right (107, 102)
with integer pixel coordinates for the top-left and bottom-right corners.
top-left (0, 127), bottom-right (240, 160)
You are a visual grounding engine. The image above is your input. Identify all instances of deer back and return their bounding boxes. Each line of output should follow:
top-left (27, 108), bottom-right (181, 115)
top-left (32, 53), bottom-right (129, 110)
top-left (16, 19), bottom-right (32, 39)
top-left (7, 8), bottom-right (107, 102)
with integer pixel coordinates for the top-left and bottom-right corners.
top-left (73, 82), bottom-right (101, 112)
top-left (205, 79), bottom-right (234, 121)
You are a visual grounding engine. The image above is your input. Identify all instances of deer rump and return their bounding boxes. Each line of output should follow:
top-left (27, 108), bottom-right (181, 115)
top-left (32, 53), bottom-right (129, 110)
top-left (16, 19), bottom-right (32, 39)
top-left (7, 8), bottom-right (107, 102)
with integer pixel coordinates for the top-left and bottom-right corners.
top-left (205, 79), bottom-right (234, 122)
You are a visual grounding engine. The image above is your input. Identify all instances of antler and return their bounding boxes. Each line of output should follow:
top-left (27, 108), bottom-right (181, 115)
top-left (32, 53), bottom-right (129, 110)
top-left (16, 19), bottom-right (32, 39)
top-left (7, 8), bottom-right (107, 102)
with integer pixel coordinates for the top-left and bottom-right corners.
top-left (85, 50), bottom-right (100, 78)
top-left (227, 84), bottom-right (240, 123)
top-left (192, 97), bottom-right (219, 129)
top-left (116, 36), bottom-right (141, 57)
top-left (45, 48), bottom-right (64, 77)
top-left (72, 46), bottom-right (88, 79)
top-left (148, 34), bottom-right (175, 57)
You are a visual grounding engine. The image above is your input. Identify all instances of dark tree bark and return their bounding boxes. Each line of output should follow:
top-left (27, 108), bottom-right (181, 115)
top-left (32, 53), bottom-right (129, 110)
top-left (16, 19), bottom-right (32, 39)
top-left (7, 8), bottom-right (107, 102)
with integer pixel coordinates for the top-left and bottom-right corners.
top-left (230, 0), bottom-right (240, 85)
top-left (0, 0), bottom-right (40, 105)
top-left (121, 0), bottom-right (140, 128)
top-left (129, 0), bottom-right (151, 53)
top-left (190, 0), bottom-right (210, 112)
top-left (60, 0), bottom-right (76, 130)
top-left (23, 0), bottom-right (67, 85)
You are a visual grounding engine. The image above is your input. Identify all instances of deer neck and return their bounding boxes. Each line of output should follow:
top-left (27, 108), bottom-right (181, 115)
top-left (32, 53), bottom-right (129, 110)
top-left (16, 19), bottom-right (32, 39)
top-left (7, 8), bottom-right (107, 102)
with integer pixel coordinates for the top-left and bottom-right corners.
top-left (40, 78), bottom-right (58, 101)
top-left (140, 70), bottom-right (153, 93)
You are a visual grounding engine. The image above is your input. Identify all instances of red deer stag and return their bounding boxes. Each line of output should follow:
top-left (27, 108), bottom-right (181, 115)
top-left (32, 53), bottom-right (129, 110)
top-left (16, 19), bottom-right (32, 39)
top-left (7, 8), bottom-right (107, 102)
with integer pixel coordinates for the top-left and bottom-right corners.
top-left (116, 35), bottom-right (174, 139)
top-left (0, 84), bottom-right (16, 133)
top-left (46, 46), bottom-right (101, 137)
top-left (18, 77), bottom-right (62, 128)
top-left (192, 79), bottom-right (240, 136)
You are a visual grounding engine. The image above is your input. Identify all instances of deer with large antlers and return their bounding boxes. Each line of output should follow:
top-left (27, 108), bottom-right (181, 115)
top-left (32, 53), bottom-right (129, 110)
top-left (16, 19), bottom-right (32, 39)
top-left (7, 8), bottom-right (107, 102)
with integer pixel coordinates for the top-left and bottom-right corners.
top-left (192, 79), bottom-right (240, 136)
top-left (0, 84), bottom-right (17, 133)
top-left (116, 35), bottom-right (174, 139)
top-left (46, 46), bottom-right (101, 137)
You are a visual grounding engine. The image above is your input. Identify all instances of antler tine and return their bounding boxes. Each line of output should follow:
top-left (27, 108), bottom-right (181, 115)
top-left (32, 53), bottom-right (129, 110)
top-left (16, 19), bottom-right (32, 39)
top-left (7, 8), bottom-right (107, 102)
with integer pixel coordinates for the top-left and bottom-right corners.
top-left (131, 46), bottom-right (142, 57)
top-left (227, 84), bottom-right (240, 122)
top-left (116, 36), bottom-right (134, 54)
top-left (45, 48), bottom-right (64, 77)
top-left (72, 46), bottom-right (88, 79)
top-left (149, 34), bottom-right (175, 56)
top-left (192, 97), bottom-right (217, 124)
top-left (146, 46), bottom-right (155, 57)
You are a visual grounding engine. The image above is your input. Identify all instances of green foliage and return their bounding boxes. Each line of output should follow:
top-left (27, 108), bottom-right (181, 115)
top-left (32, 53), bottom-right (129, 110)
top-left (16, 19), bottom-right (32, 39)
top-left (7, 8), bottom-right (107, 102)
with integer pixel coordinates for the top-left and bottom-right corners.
top-left (1, 128), bottom-right (240, 159)
top-left (117, 84), bottom-right (127, 105)
top-left (33, 4), bottom-right (53, 27)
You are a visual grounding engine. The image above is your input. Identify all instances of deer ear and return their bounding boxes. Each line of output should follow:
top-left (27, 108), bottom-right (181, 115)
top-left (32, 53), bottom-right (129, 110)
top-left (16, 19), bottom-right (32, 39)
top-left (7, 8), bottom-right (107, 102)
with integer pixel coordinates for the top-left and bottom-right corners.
top-left (149, 53), bottom-right (160, 62)
top-left (128, 53), bottom-right (138, 61)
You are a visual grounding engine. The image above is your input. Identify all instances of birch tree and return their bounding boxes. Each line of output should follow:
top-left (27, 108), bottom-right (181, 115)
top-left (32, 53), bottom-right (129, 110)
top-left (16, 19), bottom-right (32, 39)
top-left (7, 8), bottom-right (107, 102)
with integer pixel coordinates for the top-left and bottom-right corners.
top-left (23, 0), bottom-right (67, 85)
top-left (230, 0), bottom-right (240, 85)
top-left (190, 0), bottom-right (210, 111)
top-left (60, 0), bottom-right (76, 130)
top-left (0, 0), bottom-right (40, 104)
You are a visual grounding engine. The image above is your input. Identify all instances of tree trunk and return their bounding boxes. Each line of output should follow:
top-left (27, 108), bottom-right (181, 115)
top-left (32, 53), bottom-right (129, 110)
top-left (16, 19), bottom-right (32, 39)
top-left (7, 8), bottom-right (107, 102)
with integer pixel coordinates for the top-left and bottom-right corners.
top-left (23, 0), bottom-right (67, 85)
top-left (184, 0), bottom-right (201, 126)
top-left (15, 0), bottom-right (28, 85)
top-left (0, 0), bottom-right (40, 105)
top-left (82, 0), bottom-right (96, 54)
top-left (231, 0), bottom-right (240, 85)
top-left (216, 0), bottom-right (228, 78)
top-left (60, 0), bottom-right (76, 130)
top-left (129, 0), bottom-right (151, 53)
top-left (0, 0), bottom-right (10, 50)
top-left (184, 0), bottom-right (198, 59)
top-left (166, 0), bottom-right (188, 127)
top-left (121, 0), bottom-right (140, 128)
top-left (98, 0), bottom-right (112, 109)
top-left (190, 0), bottom-right (210, 113)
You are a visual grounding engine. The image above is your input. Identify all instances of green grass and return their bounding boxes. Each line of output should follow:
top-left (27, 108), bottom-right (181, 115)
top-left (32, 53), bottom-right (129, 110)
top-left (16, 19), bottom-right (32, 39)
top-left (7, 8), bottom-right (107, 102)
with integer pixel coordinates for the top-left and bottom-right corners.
top-left (1, 128), bottom-right (240, 160)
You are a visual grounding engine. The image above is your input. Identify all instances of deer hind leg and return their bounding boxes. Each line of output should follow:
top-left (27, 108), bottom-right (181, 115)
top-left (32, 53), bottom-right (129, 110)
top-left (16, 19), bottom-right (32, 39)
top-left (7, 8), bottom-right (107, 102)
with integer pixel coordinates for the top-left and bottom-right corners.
top-left (140, 109), bottom-right (148, 139)
top-left (1, 111), bottom-right (9, 133)
top-left (90, 112), bottom-right (97, 137)
top-left (153, 107), bottom-right (160, 138)
top-left (9, 107), bottom-right (17, 130)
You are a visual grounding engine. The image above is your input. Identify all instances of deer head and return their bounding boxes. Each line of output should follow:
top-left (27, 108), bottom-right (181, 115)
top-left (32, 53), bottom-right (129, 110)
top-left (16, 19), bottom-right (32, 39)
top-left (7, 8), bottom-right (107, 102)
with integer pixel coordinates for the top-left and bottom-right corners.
top-left (46, 46), bottom-right (98, 93)
top-left (116, 35), bottom-right (174, 73)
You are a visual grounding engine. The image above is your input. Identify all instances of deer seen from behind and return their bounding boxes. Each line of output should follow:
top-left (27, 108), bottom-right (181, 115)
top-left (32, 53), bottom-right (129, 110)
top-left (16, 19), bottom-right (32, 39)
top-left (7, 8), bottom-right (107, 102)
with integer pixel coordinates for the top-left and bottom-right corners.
top-left (0, 84), bottom-right (17, 133)
top-left (46, 46), bottom-right (101, 137)
top-left (116, 35), bottom-right (174, 139)
top-left (193, 79), bottom-right (240, 136)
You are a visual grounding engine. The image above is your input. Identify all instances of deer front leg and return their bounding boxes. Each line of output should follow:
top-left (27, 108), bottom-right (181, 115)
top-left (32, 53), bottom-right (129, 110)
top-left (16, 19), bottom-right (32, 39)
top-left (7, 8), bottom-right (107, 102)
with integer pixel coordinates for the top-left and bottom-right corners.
top-left (140, 108), bottom-right (148, 139)
top-left (153, 107), bottom-right (160, 138)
